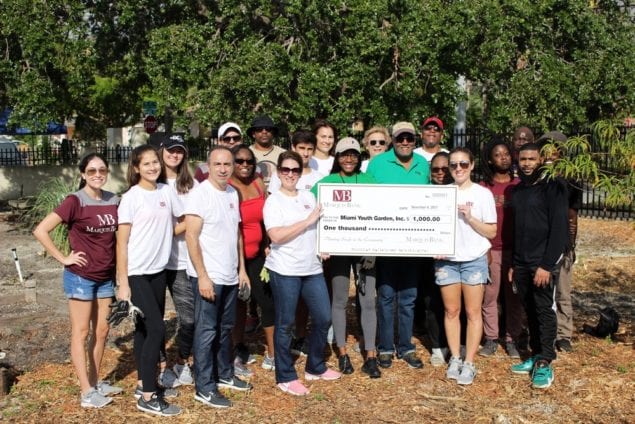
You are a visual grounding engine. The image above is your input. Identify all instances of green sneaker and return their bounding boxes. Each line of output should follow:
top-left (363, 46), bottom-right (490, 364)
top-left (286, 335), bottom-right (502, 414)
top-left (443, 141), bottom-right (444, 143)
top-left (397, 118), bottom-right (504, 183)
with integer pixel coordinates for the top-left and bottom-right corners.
top-left (531, 360), bottom-right (554, 389)
top-left (511, 356), bottom-right (537, 375)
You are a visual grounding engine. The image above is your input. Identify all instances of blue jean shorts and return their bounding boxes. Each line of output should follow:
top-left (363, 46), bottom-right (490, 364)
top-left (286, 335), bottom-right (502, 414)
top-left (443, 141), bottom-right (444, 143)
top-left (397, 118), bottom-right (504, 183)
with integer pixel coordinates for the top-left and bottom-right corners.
top-left (63, 269), bottom-right (115, 300)
top-left (435, 255), bottom-right (489, 286)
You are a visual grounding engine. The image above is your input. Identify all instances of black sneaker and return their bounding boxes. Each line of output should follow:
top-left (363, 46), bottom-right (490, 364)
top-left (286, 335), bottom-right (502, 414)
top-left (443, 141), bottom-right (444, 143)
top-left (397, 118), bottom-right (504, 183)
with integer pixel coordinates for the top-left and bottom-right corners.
top-left (555, 339), bottom-right (573, 353)
top-left (338, 354), bottom-right (354, 374)
top-left (401, 352), bottom-right (423, 369)
top-left (378, 353), bottom-right (392, 369)
top-left (194, 389), bottom-right (232, 408)
top-left (137, 393), bottom-right (181, 416)
top-left (290, 337), bottom-right (308, 356)
top-left (479, 339), bottom-right (498, 357)
top-left (361, 358), bottom-right (381, 378)
top-left (218, 376), bottom-right (253, 392)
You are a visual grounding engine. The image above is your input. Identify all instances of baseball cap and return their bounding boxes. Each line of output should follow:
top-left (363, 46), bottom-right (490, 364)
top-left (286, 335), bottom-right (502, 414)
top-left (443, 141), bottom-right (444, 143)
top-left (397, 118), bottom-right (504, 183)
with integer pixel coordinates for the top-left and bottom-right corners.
top-left (161, 133), bottom-right (187, 152)
top-left (218, 122), bottom-right (242, 138)
top-left (421, 116), bottom-right (444, 130)
top-left (537, 130), bottom-right (567, 144)
top-left (513, 126), bottom-right (535, 142)
top-left (335, 137), bottom-right (361, 154)
top-left (392, 122), bottom-right (416, 138)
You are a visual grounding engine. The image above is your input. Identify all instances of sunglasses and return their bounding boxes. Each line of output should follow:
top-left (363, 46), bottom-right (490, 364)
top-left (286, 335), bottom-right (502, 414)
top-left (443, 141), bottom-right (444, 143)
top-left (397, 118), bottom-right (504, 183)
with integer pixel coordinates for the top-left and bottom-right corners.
top-left (222, 135), bottom-right (242, 143)
top-left (85, 167), bottom-right (109, 176)
top-left (431, 166), bottom-right (449, 173)
top-left (278, 166), bottom-right (302, 176)
top-left (395, 134), bottom-right (415, 143)
top-left (235, 158), bottom-right (255, 165)
top-left (369, 139), bottom-right (386, 146)
top-left (254, 127), bottom-right (274, 133)
top-left (449, 161), bottom-right (471, 170)
top-left (423, 125), bottom-right (441, 132)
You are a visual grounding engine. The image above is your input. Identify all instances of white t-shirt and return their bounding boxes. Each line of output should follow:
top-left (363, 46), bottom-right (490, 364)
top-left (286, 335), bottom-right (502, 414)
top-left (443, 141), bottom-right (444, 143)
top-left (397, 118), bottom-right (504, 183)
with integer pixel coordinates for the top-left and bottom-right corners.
top-left (264, 190), bottom-right (323, 276)
top-left (312, 156), bottom-right (334, 175)
top-left (183, 181), bottom-right (241, 285)
top-left (166, 178), bottom-right (198, 271)
top-left (360, 159), bottom-right (370, 173)
top-left (268, 168), bottom-right (324, 195)
top-left (413, 147), bottom-right (449, 162)
top-left (118, 183), bottom-right (176, 276)
top-left (448, 183), bottom-right (497, 262)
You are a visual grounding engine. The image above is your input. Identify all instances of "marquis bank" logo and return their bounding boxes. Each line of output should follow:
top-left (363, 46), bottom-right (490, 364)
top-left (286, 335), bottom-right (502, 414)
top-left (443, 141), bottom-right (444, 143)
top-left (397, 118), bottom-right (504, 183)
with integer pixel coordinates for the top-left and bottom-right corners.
top-left (332, 190), bottom-right (352, 202)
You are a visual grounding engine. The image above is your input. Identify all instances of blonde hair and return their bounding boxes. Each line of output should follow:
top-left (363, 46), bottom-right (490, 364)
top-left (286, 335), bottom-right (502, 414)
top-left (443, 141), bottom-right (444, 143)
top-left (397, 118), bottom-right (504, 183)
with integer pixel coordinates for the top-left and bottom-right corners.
top-left (362, 126), bottom-right (391, 149)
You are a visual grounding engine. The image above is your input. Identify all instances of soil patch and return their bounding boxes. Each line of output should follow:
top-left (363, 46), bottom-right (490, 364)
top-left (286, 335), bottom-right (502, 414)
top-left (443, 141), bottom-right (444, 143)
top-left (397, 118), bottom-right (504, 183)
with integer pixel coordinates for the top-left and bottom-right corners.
top-left (0, 216), bottom-right (633, 423)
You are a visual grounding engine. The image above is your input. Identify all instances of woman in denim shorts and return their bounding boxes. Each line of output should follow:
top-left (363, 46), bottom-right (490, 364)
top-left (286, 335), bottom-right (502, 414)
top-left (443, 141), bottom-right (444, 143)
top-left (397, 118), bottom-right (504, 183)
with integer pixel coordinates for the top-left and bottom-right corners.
top-left (435, 147), bottom-right (497, 385)
top-left (33, 153), bottom-right (120, 408)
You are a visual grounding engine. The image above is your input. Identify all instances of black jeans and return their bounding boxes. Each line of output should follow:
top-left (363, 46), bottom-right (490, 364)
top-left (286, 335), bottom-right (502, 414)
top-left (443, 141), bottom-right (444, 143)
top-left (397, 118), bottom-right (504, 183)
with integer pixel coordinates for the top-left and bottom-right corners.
top-left (514, 266), bottom-right (559, 362)
top-left (130, 271), bottom-right (167, 393)
top-left (166, 269), bottom-right (195, 359)
top-left (246, 255), bottom-right (275, 328)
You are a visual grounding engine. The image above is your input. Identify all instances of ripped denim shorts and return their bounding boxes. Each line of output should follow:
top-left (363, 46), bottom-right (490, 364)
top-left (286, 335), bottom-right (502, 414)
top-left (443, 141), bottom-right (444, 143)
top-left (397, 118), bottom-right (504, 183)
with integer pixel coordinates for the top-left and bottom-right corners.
top-left (435, 254), bottom-right (489, 286)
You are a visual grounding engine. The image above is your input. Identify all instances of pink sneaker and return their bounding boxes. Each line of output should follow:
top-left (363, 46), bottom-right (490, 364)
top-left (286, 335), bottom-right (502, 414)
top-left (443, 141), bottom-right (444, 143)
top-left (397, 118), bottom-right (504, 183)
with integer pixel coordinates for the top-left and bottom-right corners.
top-left (277, 380), bottom-right (310, 396)
top-left (305, 368), bottom-right (342, 381)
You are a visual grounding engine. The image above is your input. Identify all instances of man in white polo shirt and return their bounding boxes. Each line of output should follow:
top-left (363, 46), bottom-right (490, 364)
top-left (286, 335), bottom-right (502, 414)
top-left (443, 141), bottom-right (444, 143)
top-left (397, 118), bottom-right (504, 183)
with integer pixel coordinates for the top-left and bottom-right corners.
top-left (185, 146), bottom-right (252, 408)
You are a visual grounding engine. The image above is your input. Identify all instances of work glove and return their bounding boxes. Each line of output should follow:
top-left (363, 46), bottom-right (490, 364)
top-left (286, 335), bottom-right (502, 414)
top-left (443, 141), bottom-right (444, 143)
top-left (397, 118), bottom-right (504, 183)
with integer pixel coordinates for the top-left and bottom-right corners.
top-left (360, 256), bottom-right (376, 270)
top-left (260, 267), bottom-right (270, 283)
top-left (107, 300), bottom-right (144, 326)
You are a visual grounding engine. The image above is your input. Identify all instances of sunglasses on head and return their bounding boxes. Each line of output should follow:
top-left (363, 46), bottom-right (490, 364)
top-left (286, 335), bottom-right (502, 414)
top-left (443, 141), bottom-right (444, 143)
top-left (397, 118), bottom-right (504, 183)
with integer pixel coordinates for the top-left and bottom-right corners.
top-left (85, 167), bottom-right (109, 176)
top-left (449, 161), bottom-right (470, 170)
top-left (235, 158), bottom-right (255, 165)
top-left (254, 127), bottom-right (274, 133)
top-left (395, 134), bottom-right (415, 143)
top-left (431, 166), bottom-right (449, 173)
top-left (222, 135), bottom-right (242, 142)
top-left (369, 139), bottom-right (386, 146)
top-left (278, 166), bottom-right (302, 176)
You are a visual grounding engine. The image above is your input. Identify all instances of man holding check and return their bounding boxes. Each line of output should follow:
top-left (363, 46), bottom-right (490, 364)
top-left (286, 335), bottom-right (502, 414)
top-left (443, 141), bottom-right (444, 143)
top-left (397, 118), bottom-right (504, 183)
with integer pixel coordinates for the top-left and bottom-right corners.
top-left (366, 121), bottom-right (430, 370)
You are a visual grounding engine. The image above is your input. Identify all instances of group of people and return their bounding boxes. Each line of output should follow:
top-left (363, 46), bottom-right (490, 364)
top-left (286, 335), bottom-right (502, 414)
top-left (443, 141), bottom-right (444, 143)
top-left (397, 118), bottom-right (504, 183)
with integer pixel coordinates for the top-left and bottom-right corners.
top-left (33, 114), bottom-right (578, 417)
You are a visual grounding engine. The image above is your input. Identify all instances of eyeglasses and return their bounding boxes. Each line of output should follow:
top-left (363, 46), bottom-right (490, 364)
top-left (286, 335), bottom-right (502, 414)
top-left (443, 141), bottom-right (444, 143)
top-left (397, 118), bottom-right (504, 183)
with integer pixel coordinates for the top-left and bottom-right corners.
top-left (431, 166), bottom-right (449, 173)
top-left (369, 139), bottom-right (386, 146)
top-left (423, 125), bottom-right (441, 132)
top-left (339, 152), bottom-right (359, 159)
top-left (235, 158), bottom-right (255, 165)
top-left (278, 166), bottom-right (302, 176)
top-left (85, 167), bottom-right (109, 176)
top-left (449, 161), bottom-right (470, 170)
top-left (222, 135), bottom-right (242, 143)
top-left (254, 127), bottom-right (274, 133)
top-left (395, 134), bottom-right (415, 144)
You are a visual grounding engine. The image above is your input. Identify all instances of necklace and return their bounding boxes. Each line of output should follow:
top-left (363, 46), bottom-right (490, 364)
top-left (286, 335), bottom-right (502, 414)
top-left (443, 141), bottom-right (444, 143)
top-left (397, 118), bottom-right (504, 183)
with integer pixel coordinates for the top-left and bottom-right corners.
top-left (340, 173), bottom-right (358, 183)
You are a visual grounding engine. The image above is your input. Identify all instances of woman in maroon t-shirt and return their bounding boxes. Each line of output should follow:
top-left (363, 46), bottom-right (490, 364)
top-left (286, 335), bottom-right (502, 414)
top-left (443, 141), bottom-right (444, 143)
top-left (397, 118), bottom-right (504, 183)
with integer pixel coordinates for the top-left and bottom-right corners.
top-left (33, 153), bottom-right (120, 409)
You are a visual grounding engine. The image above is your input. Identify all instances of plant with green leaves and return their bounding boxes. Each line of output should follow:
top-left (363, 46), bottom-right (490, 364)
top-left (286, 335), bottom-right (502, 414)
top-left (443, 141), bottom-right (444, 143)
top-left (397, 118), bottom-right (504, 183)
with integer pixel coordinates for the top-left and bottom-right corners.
top-left (25, 177), bottom-right (77, 255)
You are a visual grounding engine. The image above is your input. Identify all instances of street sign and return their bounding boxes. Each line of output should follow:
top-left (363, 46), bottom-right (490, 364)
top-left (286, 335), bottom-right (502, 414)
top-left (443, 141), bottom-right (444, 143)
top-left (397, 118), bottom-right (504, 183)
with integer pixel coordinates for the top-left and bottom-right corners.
top-left (143, 115), bottom-right (158, 134)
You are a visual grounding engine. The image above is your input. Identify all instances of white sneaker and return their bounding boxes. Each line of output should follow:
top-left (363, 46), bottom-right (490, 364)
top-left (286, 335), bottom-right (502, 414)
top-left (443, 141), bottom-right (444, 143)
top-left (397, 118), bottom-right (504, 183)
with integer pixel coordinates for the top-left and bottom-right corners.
top-left (261, 353), bottom-right (275, 371)
top-left (429, 348), bottom-right (447, 367)
top-left (81, 388), bottom-right (113, 408)
top-left (446, 356), bottom-right (463, 380)
top-left (457, 362), bottom-right (477, 385)
top-left (159, 369), bottom-right (182, 388)
top-left (173, 363), bottom-right (194, 386)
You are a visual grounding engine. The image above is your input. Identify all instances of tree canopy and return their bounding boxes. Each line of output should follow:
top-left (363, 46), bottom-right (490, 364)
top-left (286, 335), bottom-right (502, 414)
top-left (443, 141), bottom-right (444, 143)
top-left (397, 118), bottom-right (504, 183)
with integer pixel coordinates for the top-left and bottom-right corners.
top-left (1, 0), bottom-right (633, 135)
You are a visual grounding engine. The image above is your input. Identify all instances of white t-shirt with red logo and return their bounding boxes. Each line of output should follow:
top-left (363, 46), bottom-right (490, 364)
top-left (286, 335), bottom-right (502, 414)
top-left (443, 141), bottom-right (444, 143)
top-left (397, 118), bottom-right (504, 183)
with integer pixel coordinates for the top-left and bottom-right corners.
top-left (264, 190), bottom-right (322, 276)
top-left (183, 180), bottom-right (241, 285)
top-left (448, 183), bottom-right (497, 262)
top-left (118, 183), bottom-right (177, 276)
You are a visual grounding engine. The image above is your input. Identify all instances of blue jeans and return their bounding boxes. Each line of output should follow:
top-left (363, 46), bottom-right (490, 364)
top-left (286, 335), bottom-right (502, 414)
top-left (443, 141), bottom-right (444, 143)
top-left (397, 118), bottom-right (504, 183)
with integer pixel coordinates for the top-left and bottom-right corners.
top-left (269, 270), bottom-right (331, 384)
top-left (376, 257), bottom-right (420, 356)
top-left (190, 278), bottom-right (237, 394)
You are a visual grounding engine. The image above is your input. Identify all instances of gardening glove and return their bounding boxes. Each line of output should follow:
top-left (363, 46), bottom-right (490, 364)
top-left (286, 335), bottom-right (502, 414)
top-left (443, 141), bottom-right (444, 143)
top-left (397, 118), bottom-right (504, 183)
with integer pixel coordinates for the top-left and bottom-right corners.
top-left (260, 266), bottom-right (270, 283)
top-left (107, 300), bottom-right (144, 326)
top-left (360, 256), bottom-right (376, 270)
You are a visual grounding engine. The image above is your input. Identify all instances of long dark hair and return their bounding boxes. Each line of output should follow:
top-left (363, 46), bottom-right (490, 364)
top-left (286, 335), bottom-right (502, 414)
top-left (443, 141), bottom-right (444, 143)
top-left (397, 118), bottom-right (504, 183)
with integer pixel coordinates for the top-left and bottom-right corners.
top-left (430, 151), bottom-right (453, 185)
top-left (481, 137), bottom-right (513, 186)
top-left (78, 153), bottom-right (109, 190)
top-left (127, 145), bottom-right (166, 188)
top-left (330, 151), bottom-right (362, 175)
top-left (160, 145), bottom-right (194, 194)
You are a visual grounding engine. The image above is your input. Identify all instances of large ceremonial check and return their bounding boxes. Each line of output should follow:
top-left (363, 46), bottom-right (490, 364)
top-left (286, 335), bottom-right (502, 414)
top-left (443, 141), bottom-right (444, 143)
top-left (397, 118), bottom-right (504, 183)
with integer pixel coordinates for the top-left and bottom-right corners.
top-left (317, 183), bottom-right (457, 257)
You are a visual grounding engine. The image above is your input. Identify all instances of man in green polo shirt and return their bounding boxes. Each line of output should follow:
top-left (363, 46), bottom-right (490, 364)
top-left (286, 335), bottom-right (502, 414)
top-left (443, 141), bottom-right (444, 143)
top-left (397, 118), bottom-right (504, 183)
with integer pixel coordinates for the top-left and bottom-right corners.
top-left (366, 122), bottom-right (429, 371)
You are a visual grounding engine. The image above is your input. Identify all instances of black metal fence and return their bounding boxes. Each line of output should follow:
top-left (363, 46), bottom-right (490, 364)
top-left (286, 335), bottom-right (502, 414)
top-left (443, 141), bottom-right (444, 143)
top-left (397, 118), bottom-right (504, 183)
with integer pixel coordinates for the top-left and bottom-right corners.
top-left (1, 128), bottom-right (632, 219)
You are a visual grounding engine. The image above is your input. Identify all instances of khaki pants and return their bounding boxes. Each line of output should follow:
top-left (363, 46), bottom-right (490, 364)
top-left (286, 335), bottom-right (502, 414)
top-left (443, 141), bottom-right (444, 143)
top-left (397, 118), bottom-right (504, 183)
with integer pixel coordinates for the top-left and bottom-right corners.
top-left (556, 250), bottom-right (575, 341)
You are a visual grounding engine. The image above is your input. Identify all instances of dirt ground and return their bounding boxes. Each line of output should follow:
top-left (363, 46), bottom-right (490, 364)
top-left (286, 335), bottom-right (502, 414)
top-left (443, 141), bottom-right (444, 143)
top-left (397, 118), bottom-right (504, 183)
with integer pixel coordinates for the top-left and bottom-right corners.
top-left (0, 215), bottom-right (633, 423)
